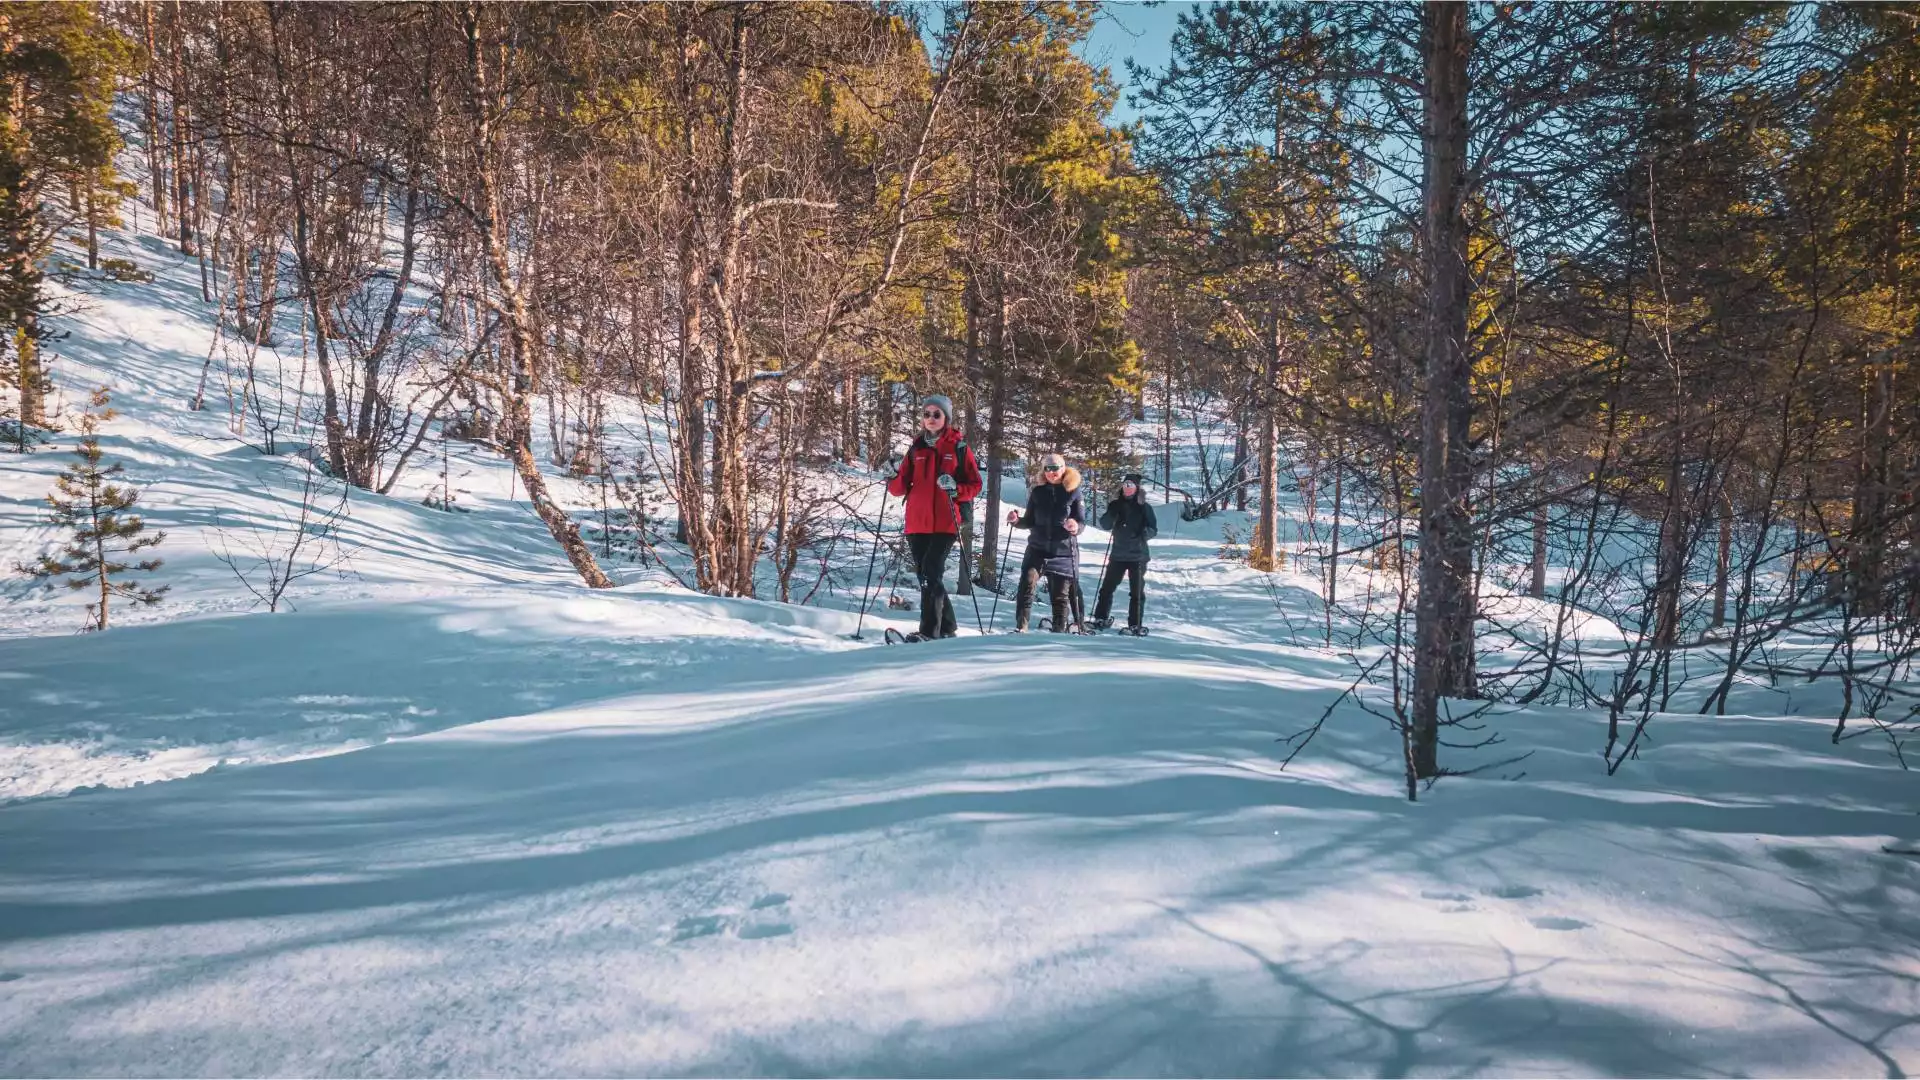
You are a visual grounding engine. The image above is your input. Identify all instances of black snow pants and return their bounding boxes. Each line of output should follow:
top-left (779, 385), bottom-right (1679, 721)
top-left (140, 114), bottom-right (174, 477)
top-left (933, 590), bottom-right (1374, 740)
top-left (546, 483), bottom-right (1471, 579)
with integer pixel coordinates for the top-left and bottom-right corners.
top-left (1014, 549), bottom-right (1074, 632)
top-left (1093, 559), bottom-right (1147, 629)
top-left (908, 532), bottom-right (958, 638)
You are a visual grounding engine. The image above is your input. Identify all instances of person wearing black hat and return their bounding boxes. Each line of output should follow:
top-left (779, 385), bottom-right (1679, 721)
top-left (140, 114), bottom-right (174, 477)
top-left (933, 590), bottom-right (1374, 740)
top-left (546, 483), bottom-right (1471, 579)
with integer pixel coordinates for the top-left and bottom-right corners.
top-left (1092, 473), bottom-right (1157, 634)
top-left (884, 393), bottom-right (981, 641)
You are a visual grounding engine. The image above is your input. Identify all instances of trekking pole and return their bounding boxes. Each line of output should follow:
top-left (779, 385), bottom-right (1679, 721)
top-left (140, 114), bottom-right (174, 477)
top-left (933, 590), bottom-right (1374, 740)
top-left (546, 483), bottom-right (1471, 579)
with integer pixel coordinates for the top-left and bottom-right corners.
top-left (988, 519), bottom-right (1010, 632)
top-left (851, 480), bottom-right (890, 641)
top-left (1091, 524), bottom-right (1111, 631)
top-left (953, 496), bottom-right (985, 634)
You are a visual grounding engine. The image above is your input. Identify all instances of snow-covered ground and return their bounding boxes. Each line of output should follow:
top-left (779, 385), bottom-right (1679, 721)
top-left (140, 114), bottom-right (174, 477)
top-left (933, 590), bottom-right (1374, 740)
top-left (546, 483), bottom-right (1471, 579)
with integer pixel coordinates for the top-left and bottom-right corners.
top-left (3, 189), bottom-right (1919, 1076)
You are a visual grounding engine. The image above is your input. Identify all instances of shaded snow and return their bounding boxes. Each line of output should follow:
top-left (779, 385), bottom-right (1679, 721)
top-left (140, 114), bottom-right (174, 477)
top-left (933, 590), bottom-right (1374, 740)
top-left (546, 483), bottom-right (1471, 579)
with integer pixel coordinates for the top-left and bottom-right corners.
top-left (2, 154), bottom-right (1918, 1078)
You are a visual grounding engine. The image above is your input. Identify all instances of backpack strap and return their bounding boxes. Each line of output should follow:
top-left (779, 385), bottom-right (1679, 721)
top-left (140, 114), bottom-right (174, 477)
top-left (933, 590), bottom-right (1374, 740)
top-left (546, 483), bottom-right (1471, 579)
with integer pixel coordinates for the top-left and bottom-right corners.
top-left (951, 439), bottom-right (979, 487)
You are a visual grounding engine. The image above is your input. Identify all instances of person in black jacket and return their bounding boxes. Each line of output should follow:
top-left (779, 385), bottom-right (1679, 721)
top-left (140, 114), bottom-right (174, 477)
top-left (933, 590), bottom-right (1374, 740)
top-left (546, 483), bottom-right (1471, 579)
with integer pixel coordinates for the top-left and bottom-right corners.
top-left (1005, 452), bottom-right (1084, 632)
top-left (1092, 473), bottom-right (1157, 633)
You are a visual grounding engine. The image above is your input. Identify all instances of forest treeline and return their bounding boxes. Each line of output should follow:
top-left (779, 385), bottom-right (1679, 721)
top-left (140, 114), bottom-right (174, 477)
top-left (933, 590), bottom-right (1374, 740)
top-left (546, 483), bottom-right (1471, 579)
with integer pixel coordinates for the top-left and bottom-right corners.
top-left (2, 2), bottom-right (1915, 787)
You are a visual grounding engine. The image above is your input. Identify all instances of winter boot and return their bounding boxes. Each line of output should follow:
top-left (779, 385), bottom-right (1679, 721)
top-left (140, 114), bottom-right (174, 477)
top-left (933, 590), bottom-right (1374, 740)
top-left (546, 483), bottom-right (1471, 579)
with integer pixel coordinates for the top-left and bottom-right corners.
top-left (1088, 617), bottom-right (1113, 632)
top-left (1013, 568), bottom-right (1038, 633)
top-left (1047, 586), bottom-right (1070, 633)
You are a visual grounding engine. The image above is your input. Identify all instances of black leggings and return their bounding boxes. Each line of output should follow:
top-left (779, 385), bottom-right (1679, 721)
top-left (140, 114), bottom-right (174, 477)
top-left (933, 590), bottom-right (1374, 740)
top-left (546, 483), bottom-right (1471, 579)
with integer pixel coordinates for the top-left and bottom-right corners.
top-left (1094, 559), bottom-right (1146, 628)
top-left (908, 532), bottom-right (958, 638)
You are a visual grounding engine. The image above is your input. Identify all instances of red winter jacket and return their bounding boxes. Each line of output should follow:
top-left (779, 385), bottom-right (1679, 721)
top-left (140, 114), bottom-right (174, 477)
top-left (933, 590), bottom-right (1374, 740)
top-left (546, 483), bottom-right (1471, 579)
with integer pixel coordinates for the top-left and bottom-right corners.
top-left (887, 427), bottom-right (983, 535)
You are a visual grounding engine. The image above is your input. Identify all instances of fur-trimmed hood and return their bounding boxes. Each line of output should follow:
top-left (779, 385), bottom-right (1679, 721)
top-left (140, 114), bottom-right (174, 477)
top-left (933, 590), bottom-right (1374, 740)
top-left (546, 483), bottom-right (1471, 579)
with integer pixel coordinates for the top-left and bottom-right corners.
top-left (1031, 465), bottom-right (1081, 492)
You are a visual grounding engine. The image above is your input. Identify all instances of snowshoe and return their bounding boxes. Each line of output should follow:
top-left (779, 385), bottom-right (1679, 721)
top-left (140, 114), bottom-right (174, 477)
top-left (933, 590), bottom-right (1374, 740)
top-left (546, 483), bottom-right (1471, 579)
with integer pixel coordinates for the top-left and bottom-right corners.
top-left (884, 628), bottom-right (932, 644)
top-left (1120, 625), bottom-right (1149, 637)
top-left (1087, 617), bottom-right (1113, 632)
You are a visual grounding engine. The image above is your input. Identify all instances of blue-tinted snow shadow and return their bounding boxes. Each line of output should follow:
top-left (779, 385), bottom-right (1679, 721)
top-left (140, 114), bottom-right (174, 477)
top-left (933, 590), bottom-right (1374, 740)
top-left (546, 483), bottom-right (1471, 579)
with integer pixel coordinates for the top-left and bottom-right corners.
top-left (1, 632), bottom-right (1917, 1076)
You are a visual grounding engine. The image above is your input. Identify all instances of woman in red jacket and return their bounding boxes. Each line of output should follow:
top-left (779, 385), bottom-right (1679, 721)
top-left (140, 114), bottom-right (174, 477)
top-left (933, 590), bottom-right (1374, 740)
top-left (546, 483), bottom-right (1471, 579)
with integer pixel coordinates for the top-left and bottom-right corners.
top-left (886, 394), bottom-right (983, 641)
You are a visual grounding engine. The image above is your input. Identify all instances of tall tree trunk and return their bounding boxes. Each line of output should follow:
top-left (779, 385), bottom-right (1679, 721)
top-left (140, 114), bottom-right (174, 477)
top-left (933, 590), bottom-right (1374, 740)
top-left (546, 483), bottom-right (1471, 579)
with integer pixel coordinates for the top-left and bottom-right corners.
top-left (349, 171), bottom-right (422, 488)
top-left (1412, 0), bottom-right (1474, 783)
top-left (14, 320), bottom-right (42, 427)
top-left (265, 5), bottom-right (348, 479)
top-left (1650, 447), bottom-right (1689, 701)
top-left (143, 1), bottom-right (166, 236)
top-left (1328, 436), bottom-right (1343, 613)
top-left (708, 7), bottom-right (754, 597)
top-left (1530, 500), bottom-right (1549, 600)
top-left (193, 132), bottom-right (210, 301)
top-left (1161, 344), bottom-right (1173, 503)
top-left (842, 371), bottom-right (859, 464)
top-left (1, 27), bottom-right (41, 429)
top-left (1251, 300), bottom-right (1281, 569)
top-left (1232, 406), bottom-right (1249, 512)
top-left (254, 235), bottom-right (280, 345)
top-left (1712, 489), bottom-right (1731, 628)
top-left (170, 3), bottom-right (195, 257)
top-left (1852, 74), bottom-right (1910, 616)
top-left (464, 4), bottom-right (612, 590)
top-left (291, 200), bottom-right (349, 479)
top-left (774, 389), bottom-right (795, 603)
top-left (981, 278), bottom-right (1010, 583)
top-left (674, 224), bottom-right (706, 550)
top-left (1529, 457), bottom-right (1549, 599)
top-left (874, 377), bottom-right (895, 466)
top-left (669, 13), bottom-right (708, 556)
top-left (84, 177), bottom-right (98, 270)
top-left (957, 272), bottom-right (984, 592)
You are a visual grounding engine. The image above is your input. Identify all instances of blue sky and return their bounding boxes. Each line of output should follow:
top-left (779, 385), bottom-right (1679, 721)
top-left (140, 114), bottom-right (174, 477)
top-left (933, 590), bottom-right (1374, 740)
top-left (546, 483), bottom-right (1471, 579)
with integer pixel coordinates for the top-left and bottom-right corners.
top-left (1079, 1), bottom-right (1202, 125)
top-left (911, 1), bottom-right (1201, 126)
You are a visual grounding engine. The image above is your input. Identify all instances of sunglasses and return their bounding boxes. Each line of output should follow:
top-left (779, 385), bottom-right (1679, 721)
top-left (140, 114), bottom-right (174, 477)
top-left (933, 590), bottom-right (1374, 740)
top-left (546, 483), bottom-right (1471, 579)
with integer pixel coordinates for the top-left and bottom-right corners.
top-left (921, 410), bottom-right (945, 419)
top-left (1043, 465), bottom-right (1063, 472)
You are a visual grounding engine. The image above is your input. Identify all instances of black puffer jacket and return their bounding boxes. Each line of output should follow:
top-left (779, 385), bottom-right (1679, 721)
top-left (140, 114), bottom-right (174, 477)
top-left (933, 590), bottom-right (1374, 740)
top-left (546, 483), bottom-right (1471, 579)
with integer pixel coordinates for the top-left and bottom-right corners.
top-left (1099, 484), bottom-right (1159, 562)
top-left (1013, 466), bottom-right (1085, 576)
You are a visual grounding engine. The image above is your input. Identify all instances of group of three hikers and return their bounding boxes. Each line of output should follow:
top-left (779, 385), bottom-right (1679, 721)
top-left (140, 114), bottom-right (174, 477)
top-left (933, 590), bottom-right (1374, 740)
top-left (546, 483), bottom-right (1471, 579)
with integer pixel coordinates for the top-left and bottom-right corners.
top-left (884, 392), bottom-right (1157, 643)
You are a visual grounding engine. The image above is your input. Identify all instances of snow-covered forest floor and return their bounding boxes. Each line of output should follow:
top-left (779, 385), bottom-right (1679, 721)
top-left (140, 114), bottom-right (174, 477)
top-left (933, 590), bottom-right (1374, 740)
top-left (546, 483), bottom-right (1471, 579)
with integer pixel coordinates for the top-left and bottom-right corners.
top-left (3, 188), bottom-right (1919, 1077)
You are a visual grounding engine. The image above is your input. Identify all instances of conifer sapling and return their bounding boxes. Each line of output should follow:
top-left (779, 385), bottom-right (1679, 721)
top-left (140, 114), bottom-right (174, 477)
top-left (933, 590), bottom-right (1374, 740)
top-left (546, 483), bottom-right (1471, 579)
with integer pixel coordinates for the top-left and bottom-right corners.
top-left (18, 389), bottom-right (168, 630)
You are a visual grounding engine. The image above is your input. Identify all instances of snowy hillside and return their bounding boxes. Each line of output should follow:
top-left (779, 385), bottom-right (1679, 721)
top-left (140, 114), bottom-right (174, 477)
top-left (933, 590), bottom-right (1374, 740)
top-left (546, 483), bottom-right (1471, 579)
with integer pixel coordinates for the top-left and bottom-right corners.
top-left (3, 189), bottom-right (1920, 1076)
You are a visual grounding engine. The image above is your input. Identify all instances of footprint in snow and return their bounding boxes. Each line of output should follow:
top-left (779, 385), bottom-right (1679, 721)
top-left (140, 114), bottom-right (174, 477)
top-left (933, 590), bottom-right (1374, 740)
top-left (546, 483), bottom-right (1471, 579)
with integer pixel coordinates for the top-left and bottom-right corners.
top-left (671, 915), bottom-right (727, 942)
top-left (1484, 884), bottom-right (1543, 900)
top-left (1770, 847), bottom-right (1822, 870)
top-left (737, 921), bottom-right (794, 939)
top-left (1530, 916), bottom-right (1589, 931)
top-left (740, 893), bottom-right (794, 938)
top-left (1421, 890), bottom-right (1473, 903)
top-left (672, 895), bottom-right (795, 943)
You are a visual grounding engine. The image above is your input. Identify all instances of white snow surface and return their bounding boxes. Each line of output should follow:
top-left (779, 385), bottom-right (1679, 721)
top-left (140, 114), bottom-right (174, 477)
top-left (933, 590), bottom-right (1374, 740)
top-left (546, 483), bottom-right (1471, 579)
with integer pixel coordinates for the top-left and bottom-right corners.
top-left (2, 192), bottom-right (1919, 1078)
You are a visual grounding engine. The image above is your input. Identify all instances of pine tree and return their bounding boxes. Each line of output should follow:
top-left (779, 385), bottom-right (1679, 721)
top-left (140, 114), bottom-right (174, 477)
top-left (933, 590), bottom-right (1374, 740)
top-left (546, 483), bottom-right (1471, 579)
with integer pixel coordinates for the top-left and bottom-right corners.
top-left (20, 389), bottom-right (167, 630)
top-left (0, 2), bottom-right (137, 428)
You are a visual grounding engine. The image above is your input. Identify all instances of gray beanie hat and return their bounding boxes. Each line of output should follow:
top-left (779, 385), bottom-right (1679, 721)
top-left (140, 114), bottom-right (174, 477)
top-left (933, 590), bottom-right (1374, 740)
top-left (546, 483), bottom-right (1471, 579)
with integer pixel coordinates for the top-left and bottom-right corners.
top-left (919, 394), bottom-right (954, 422)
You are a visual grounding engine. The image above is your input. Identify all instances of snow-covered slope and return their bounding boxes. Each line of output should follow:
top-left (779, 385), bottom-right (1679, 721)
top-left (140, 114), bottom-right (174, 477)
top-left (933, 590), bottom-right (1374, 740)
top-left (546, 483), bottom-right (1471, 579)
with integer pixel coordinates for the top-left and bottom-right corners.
top-left (3, 179), bottom-right (1918, 1077)
top-left (3, 623), bottom-right (1917, 1076)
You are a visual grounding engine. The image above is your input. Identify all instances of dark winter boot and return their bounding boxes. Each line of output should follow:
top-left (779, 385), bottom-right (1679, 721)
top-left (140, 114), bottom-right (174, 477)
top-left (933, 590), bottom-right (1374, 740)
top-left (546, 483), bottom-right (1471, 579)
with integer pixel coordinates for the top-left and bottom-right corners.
top-left (1013, 567), bottom-right (1039, 633)
top-left (1088, 617), bottom-right (1112, 631)
top-left (1048, 592), bottom-right (1070, 633)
